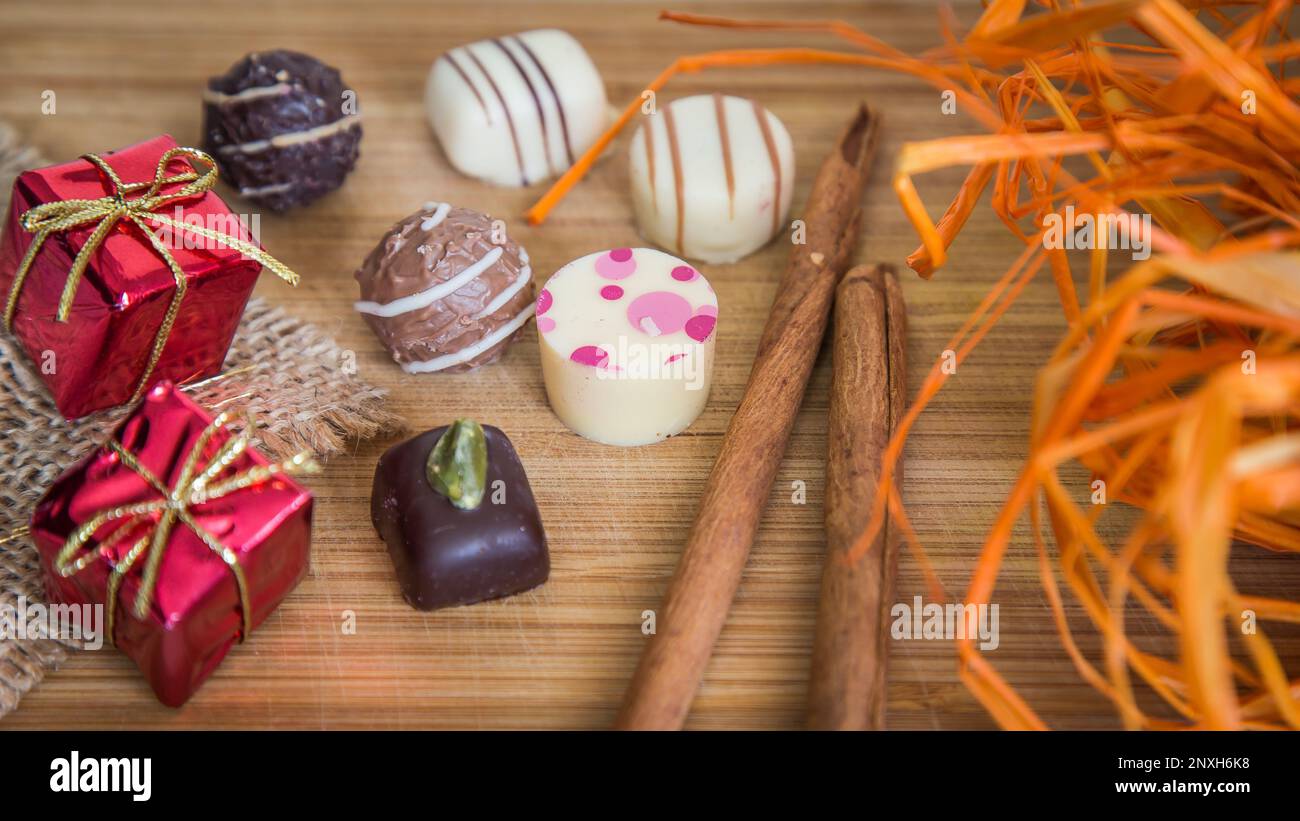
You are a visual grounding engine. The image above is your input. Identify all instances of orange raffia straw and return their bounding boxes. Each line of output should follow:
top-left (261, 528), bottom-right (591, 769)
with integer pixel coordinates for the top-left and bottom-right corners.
top-left (526, 1), bottom-right (1300, 729)
top-left (524, 31), bottom-right (1005, 225)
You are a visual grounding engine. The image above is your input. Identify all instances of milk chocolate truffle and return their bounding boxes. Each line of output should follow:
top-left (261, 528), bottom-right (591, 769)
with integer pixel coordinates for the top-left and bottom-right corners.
top-left (629, 94), bottom-right (795, 263)
top-left (354, 204), bottom-right (535, 373)
top-left (202, 49), bottom-right (362, 211)
top-left (425, 29), bottom-right (608, 187)
top-left (371, 421), bottom-right (549, 611)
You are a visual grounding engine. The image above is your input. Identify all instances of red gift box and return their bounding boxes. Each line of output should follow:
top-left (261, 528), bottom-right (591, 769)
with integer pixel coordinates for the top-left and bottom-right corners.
top-left (29, 382), bottom-right (315, 707)
top-left (0, 135), bottom-right (272, 419)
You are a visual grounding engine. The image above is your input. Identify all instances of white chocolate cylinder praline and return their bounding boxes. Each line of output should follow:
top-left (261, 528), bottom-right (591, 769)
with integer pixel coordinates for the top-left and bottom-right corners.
top-left (629, 94), bottom-right (795, 264)
top-left (537, 248), bottom-right (718, 447)
top-left (426, 29), bottom-right (608, 187)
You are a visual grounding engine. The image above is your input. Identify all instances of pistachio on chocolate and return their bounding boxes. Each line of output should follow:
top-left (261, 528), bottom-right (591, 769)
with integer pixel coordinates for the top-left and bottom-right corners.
top-left (372, 423), bottom-right (549, 611)
top-left (425, 418), bottom-right (487, 510)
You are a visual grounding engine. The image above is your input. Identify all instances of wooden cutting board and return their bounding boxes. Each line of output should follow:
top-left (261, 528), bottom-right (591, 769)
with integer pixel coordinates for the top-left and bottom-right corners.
top-left (5, 0), bottom-right (1293, 730)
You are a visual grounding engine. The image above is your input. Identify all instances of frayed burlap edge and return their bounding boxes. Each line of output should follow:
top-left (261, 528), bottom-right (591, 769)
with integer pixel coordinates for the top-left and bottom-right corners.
top-left (0, 123), bottom-right (406, 718)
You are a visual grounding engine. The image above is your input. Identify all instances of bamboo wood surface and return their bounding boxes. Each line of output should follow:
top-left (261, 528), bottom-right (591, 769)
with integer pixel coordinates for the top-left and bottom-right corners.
top-left (3, 0), bottom-right (1296, 730)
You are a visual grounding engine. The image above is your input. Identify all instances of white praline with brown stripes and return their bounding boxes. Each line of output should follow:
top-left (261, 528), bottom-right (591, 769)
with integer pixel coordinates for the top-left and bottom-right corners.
top-left (426, 29), bottom-right (608, 187)
top-left (629, 94), bottom-right (795, 264)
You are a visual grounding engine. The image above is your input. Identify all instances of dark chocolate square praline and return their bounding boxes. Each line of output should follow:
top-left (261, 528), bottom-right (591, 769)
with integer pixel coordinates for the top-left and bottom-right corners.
top-left (371, 425), bottom-right (549, 610)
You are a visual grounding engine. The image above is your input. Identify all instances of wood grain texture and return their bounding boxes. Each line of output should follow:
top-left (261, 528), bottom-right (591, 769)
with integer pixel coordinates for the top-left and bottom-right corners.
top-left (2, 0), bottom-right (1295, 730)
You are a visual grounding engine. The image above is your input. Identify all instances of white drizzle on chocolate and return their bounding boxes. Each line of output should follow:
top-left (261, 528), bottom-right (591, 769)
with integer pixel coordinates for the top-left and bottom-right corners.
top-left (202, 83), bottom-right (293, 104)
top-left (202, 49), bottom-right (362, 211)
top-left (420, 202), bottom-right (452, 231)
top-left (402, 303), bottom-right (536, 373)
top-left (355, 206), bottom-right (535, 375)
top-left (354, 246), bottom-right (506, 318)
top-left (218, 113), bottom-right (363, 156)
top-left (472, 264), bottom-right (533, 320)
top-left (238, 181), bottom-right (294, 198)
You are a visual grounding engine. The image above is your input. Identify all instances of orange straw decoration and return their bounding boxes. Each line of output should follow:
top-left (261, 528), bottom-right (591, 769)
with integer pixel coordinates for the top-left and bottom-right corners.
top-left (525, 2), bottom-right (1300, 729)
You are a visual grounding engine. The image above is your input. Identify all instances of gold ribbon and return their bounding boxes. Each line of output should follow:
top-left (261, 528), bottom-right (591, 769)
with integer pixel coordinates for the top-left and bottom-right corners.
top-left (53, 412), bottom-right (319, 646)
top-left (2, 147), bottom-right (299, 403)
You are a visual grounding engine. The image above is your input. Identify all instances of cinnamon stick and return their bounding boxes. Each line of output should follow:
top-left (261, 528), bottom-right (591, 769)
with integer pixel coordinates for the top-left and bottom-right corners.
top-left (807, 263), bottom-right (907, 730)
top-left (616, 104), bottom-right (880, 730)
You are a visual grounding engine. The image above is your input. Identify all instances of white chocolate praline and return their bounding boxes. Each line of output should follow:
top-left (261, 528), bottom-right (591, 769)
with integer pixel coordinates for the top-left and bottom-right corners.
top-left (629, 94), bottom-right (795, 264)
top-left (426, 29), bottom-right (608, 187)
top-left (536, 248), bottom-right (718, 447)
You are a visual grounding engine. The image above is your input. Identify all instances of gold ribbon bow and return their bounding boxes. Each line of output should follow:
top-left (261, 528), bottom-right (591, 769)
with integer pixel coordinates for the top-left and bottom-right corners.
top-left (54, 411), bottom-right (319, 646)
top-left (3, 147), bottom-right (300, 403)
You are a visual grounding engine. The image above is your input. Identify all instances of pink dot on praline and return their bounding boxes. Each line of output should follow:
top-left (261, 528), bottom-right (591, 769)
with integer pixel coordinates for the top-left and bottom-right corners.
top-left (627, 291), bottom-right (692, 337)
top-left (671, 265), bottom-right (699, 282)
top-left (536, 316), bottom-right (556, 333)
top-left (594, 248), bottom-right (637, 280)
top-left (685, 314), bottom-right (716, 342)
top-left (600, 285), bottom-right (624, 301)
top-left (536, 289), bottom-right (553, 315)
top-left (695, 304), bottom-right (718, 318)
top-left (570, 345), bottom-right (609, 368)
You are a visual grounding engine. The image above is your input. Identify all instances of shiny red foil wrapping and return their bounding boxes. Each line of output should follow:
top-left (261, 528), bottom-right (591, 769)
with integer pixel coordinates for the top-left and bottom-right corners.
top-left (29, 382), bottom-right (314, 707)
top-left (0, 135), bottom-right (263, 419)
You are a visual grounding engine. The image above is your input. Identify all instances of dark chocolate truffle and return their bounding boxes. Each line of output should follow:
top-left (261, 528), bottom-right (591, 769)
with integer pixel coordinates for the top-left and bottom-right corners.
top-left (371, 424), bottom-right (549, 611)
top-left (201, 49), bottom-right (362, 211)
top-left (353, 203), bottom-right (534, 373)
